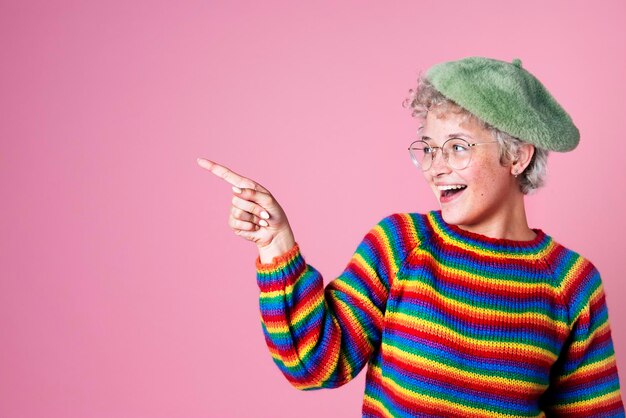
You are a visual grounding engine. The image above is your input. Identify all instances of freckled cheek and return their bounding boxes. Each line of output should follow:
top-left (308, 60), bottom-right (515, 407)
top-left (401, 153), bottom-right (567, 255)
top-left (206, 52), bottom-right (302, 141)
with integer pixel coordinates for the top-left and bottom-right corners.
top-left (467, 155), bottom-right (506, 199)
top-left (471, 169), bottom-right (498, 199)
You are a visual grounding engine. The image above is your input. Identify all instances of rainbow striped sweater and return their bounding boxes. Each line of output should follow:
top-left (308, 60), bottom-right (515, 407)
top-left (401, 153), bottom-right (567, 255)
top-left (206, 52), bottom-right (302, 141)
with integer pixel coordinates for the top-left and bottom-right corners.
top-left (255, 210), bottom-right (624, 417)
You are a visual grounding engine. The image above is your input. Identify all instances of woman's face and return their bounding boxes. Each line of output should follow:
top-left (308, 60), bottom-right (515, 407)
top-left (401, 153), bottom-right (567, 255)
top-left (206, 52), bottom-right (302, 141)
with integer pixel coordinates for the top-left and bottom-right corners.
top-left (420, 108), bottom-right (520, 233)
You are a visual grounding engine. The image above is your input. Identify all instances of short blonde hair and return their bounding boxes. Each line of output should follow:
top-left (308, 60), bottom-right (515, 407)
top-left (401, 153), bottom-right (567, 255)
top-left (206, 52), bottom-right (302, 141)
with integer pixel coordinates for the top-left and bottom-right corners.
top-left (403, 75), bottom-right (549, 194)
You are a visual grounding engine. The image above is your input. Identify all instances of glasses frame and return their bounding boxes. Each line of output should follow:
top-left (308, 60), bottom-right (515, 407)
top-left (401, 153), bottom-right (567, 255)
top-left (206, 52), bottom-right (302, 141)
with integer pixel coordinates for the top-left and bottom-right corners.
top-left (408, 138), bottom-right (499, 171)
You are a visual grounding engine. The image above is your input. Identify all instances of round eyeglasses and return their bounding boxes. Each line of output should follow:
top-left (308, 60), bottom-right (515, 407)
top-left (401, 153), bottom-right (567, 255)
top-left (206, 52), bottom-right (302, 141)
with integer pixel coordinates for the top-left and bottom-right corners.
top-left (408, 138), bottom-right (499, 171)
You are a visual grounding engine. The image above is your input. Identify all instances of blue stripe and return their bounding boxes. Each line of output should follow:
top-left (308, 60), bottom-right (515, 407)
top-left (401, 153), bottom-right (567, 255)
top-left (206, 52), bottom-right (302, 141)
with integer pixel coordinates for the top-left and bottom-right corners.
top-left (400, 265), bottom-right (557, 313)
top-left (385, 332), bottom-right (549, 382)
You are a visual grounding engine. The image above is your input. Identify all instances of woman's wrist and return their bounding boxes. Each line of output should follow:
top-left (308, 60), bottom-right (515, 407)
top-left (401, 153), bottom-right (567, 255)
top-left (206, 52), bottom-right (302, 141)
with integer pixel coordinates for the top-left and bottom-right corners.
top-left (257, 231), bottom-right (296, 264)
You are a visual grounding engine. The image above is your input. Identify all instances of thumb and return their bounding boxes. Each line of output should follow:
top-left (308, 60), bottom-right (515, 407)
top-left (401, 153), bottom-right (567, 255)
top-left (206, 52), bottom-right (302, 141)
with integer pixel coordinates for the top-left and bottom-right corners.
top-left (234, 228), bottom-right (257, 240)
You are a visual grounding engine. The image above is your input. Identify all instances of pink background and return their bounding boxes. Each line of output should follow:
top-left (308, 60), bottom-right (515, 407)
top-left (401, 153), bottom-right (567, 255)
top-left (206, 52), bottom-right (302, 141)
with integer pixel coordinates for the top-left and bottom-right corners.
top-left (1, 1), bottom-right (625, 417)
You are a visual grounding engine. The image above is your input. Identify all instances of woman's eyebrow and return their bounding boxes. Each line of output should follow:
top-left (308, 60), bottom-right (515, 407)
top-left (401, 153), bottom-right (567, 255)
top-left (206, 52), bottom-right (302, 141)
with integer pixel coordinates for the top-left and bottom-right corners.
top-left (420, 132), bottom-right (473, 141)
top-left (448, 132), bottom-right (473, 139)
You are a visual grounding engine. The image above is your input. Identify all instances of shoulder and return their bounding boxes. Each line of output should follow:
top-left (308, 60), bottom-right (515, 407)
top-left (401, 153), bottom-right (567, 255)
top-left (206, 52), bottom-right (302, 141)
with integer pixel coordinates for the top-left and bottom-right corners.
top-left (544, 237), bottom-right (601, 291)
top-left (373, 210), bottom-right (444, 241)
top-left (366, 211), bottom-right (435, 255)
top-left (374, 210), bottom-right (441, 243)
top-left (544, 237), bottom-right (604, 321)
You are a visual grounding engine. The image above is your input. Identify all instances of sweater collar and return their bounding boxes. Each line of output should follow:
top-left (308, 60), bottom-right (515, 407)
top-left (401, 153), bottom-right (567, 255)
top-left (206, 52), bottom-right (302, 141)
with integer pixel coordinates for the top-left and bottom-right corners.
top-left (427, 210), bottom-right (552, 257)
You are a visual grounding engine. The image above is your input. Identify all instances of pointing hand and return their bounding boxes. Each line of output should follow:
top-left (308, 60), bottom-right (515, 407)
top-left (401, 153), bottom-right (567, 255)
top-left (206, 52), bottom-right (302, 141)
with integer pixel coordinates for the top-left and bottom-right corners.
top-left (197, 158), bottom-right (295, 250)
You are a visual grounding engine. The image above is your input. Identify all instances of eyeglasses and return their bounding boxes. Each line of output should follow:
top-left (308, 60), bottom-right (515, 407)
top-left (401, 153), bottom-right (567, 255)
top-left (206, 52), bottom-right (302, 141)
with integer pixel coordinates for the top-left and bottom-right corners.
top-left (408, 138), bottom-right (499, 171)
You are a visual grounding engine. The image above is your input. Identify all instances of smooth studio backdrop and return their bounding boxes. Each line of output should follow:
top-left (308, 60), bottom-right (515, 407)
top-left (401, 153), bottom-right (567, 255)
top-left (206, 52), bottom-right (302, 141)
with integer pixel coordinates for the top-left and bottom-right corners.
top-left (1, 1), bottom-right (625, 417)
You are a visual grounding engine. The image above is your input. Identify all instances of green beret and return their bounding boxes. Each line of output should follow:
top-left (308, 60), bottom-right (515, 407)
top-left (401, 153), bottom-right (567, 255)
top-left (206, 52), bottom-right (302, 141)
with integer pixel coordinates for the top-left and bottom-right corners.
top-left (425, 56), bottom-right (580, 152)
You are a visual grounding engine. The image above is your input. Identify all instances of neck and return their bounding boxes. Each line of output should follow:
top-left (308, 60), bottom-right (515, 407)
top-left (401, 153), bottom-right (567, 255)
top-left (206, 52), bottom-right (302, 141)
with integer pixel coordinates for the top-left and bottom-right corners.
top-left (456, 193), bottom-right (536, 241)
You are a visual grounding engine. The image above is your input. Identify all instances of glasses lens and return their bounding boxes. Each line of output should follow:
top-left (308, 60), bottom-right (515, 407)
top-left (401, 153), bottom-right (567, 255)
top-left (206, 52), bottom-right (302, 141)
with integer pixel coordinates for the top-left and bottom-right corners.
top-left (443, 138), bottom-right (471, 170)
top-left (409, 141), bottom-right (432, 170)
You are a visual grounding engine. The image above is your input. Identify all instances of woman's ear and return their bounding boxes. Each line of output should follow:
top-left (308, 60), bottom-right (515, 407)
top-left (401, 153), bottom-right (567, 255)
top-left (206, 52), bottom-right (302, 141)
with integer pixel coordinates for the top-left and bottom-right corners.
top-left (512, 143), bottom-right (535, 175)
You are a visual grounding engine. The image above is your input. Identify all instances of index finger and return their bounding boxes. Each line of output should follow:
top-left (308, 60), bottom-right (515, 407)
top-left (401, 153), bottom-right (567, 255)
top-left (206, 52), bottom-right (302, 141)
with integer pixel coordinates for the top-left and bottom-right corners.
top-left (197, 158), bottom-right (268, 192)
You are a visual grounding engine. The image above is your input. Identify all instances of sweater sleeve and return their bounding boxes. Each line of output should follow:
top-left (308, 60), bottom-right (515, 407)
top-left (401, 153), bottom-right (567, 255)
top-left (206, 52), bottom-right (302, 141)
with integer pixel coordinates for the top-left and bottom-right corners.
top-left (255, 214), bottom-right (413, 390)
top-left (542, 255), bottom-right (624, 417)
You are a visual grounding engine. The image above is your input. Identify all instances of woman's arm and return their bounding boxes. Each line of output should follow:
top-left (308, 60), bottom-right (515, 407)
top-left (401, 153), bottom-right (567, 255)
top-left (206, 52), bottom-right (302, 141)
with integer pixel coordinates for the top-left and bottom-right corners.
top-left (256, 214), bottom-right (414, 390)
top-left (542, 257), bottom-right (624, 416)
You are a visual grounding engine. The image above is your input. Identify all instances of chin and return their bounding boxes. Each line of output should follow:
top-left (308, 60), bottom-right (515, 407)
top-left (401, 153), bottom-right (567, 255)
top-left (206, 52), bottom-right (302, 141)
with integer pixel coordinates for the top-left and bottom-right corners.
top-left (440, 208), bottom-right (464, 226)
top-left (432, 189), bottom-right (469, 226)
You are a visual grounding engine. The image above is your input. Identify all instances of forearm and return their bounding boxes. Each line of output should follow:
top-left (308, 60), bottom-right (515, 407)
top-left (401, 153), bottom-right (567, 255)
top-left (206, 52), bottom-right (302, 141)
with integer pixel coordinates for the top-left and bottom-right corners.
top-left (255, 214), bottom-right (403, 391)
top-left (257, 244), bottom-right (349, 389)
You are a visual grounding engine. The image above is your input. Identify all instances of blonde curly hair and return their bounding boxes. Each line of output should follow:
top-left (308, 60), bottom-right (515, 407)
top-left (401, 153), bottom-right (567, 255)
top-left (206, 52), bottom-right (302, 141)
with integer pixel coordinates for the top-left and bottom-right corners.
top-left (403, 74), bottom-right (549, 195)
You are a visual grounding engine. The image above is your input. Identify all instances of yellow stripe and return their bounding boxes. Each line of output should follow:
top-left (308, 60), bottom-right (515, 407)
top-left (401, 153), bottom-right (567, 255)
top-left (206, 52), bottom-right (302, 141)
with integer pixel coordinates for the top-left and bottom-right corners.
top-left (352, 253), bottom-right (380, 283)
top-left (262, 319), bottom-right (290, 334)
top-left (259, 280), bottom-right (295, 300)
top-left (331, 272), bottom-right (373, 302)
top-left (555, 255), bottom-right (588, 294)
top-left (269, 348), bottom-right (301, 369)
top-left (550, 389), bottom-right (622, 412)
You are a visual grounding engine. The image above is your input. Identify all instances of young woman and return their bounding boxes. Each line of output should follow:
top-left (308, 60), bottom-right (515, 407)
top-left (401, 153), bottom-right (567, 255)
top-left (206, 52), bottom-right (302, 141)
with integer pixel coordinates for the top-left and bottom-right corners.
top-left (198, 57), bottom-right (624, 417)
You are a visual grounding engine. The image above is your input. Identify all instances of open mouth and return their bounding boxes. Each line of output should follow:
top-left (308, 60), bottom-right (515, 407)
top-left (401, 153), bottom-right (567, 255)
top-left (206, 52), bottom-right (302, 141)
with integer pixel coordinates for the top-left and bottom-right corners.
top-left (439, 185), bottom-right (467, 199)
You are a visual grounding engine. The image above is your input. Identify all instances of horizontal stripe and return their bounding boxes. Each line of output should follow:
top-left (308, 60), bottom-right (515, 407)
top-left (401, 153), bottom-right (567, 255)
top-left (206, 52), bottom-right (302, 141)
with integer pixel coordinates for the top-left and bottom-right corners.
top-left (384, 325), bottom-right (553, 380)
top-left (382, 337), bottom-right (551, 384)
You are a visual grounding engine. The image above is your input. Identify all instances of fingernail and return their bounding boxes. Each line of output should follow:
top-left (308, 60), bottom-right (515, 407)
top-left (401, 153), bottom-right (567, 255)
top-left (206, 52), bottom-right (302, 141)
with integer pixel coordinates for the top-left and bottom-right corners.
top-left (259, 220), bottom-right (269, 227)
top-left (260, 211), bottom-right (269, 219)
top-left (232, 186), bottom-right (242, 194)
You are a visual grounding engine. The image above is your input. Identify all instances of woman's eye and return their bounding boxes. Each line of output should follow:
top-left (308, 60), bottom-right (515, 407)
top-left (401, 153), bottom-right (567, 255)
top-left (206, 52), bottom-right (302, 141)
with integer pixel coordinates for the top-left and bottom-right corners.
top-left (423, 147), bottom-right (434, 155)
top-left (452, 144), bottom-right (468, 152)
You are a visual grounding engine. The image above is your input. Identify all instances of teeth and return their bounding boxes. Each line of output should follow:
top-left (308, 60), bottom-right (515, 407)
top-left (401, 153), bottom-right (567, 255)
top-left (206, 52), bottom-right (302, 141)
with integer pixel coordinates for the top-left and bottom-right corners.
top-left (437, 185), bottom-right (467, 191)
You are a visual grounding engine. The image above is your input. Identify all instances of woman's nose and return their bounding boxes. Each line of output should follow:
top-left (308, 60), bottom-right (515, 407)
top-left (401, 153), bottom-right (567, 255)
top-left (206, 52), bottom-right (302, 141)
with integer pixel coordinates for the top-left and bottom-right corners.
top-left (429, 149), bottom-right (452, 174)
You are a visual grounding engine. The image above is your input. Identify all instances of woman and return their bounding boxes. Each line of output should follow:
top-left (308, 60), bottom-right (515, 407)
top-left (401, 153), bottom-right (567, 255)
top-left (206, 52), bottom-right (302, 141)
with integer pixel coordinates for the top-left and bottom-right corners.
top-left (198, 57), bottom-right (624, 417)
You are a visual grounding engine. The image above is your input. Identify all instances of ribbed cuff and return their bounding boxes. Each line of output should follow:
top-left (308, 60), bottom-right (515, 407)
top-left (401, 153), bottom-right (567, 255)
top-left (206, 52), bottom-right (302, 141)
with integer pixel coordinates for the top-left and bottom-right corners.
top-left (256, 242), bottom-right (306, 291)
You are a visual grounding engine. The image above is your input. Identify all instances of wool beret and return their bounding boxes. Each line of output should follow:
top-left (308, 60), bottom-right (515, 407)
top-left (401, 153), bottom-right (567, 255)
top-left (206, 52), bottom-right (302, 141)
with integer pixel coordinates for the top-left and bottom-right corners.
top-left (425, 56), bottom-right (580, 152)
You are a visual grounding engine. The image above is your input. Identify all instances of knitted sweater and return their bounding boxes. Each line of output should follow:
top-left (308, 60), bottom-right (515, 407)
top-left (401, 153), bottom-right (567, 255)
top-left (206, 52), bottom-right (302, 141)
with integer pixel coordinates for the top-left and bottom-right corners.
top-left (255, 210), bottom-right (624, 417)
